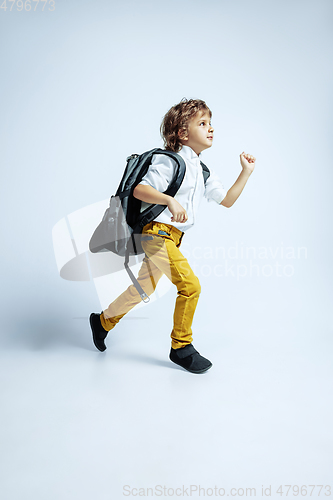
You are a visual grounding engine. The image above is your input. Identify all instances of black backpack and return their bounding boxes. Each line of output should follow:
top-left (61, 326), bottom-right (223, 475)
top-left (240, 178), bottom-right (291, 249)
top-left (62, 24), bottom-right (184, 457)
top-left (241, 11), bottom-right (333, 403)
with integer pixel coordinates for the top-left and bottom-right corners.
top-left (89, 147), bottom-right (210, 302)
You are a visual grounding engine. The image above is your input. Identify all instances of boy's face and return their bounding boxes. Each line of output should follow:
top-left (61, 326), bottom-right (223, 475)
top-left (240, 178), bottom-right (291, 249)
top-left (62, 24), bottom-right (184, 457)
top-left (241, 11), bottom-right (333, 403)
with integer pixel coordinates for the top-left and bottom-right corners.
top-left (178, 110), bottom-right (214, 156)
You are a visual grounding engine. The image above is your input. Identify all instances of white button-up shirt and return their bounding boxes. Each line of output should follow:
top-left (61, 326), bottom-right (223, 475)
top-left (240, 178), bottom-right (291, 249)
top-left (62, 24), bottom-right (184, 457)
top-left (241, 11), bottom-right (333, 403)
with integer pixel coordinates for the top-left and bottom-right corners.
top-left (138, 145), bottom-right (227, 232)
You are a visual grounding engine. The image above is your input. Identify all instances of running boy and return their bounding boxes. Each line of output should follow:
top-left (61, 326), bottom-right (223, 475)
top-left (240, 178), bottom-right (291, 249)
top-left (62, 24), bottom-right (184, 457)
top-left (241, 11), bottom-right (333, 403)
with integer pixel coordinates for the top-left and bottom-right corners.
top-left (90, 98), bottom-right (256, 374)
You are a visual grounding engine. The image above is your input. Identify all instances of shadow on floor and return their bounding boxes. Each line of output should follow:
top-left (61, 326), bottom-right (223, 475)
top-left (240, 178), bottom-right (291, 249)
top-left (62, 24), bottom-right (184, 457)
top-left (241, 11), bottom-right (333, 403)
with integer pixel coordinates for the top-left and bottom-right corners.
top-left (1, 317), bottom-right (183, 371)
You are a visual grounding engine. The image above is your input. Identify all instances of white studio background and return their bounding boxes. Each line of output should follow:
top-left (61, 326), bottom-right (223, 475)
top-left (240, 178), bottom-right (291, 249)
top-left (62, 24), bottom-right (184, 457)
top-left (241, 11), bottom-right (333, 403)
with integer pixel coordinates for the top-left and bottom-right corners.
top-left (0, 1), bottom-right (332, 499)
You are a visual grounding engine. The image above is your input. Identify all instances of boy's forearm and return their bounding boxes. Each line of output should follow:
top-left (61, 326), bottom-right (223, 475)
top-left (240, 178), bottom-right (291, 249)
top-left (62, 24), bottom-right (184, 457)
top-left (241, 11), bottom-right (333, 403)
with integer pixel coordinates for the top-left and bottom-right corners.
top-left (220, 169), bottom-right (252, 208)
top-left (133, 184), bottom-right (171, 205)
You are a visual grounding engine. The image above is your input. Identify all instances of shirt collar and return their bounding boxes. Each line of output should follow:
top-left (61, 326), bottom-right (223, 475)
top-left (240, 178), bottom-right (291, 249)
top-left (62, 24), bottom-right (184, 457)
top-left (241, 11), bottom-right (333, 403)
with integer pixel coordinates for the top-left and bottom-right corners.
top-left (178, 145), bottom-right (202, 162)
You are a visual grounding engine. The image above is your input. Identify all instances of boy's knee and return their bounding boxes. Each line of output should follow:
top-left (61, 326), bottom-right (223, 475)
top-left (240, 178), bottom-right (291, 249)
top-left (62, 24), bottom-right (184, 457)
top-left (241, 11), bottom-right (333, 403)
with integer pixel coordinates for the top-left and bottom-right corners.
top-left (193, 275), bottom-right (201, 296)
top-left (182, 274), bottom-right (201, 297)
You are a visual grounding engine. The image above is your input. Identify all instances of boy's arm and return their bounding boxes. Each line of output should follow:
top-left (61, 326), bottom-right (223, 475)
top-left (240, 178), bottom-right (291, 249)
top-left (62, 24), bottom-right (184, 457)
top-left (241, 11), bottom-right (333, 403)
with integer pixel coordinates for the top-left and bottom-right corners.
top-left (133, 184), bottom-right (188, 223)
top-left (220, 152), bottom-right (256, 208)
top-left (220, 169), bottom-right (252, 208)
top-left (133, 184), bottom-right (171, 205)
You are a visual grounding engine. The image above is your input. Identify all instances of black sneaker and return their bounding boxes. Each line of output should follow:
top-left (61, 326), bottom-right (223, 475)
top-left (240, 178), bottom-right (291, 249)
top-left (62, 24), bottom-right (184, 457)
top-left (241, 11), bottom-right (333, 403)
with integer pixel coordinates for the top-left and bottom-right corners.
top-left (90, 312), bottom-right (108, 352)
top-left (169, 344), bottom-right (212, 373)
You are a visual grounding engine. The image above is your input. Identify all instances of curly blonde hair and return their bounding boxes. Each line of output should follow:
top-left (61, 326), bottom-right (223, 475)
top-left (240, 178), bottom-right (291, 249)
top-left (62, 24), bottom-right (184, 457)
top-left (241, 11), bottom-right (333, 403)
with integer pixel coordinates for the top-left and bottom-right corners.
top-left (160, 98), bottom-right (212, 152)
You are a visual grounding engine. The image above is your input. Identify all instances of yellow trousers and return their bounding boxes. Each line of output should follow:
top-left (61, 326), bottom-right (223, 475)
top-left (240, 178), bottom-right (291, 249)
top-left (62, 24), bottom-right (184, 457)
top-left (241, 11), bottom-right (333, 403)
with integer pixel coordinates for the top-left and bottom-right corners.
top-left (100, 221), bottom-right (201, 349)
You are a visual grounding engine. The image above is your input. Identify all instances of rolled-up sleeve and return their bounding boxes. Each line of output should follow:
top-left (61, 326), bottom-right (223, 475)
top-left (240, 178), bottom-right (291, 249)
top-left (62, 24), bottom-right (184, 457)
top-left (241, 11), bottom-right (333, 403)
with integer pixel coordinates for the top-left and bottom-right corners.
top-left (204, 166), bottom-right (228, 204)
top-left (139, 154), bottom-right (176, 193)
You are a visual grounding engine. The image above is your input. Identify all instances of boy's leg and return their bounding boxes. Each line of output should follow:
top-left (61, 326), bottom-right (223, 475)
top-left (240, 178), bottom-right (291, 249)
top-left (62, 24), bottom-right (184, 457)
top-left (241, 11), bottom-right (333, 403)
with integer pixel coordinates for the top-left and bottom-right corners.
top-left (142, 222), bottom-right (212, 372)
top-left (100, 255), bottom-right (163, 331)
top-left (141, 223), bottom-right (201, 349)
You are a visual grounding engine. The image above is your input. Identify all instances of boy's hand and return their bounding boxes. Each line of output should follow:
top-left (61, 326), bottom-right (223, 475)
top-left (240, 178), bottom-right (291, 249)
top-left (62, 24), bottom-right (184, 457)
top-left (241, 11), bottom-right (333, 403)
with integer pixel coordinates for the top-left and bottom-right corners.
top-left (240, 152), bottom-right (256, 174)
top-left (167, 197), bottom-right (188, 223)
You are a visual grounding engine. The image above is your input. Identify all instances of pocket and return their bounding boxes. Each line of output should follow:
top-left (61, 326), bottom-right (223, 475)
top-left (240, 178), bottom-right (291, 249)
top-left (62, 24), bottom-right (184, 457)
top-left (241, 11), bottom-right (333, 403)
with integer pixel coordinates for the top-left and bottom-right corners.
top-left (142, 223), bottom-right (173, 243)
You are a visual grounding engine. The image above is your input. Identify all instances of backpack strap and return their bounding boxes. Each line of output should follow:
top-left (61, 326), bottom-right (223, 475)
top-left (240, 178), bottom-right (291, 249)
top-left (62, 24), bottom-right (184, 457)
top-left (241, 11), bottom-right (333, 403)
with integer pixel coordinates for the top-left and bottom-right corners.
top-left (200, 160), bottom-right (211, 184)
top-left (124, 244), bottom-right (150, 302)
top-left (132, 149), bottom-right (186, 232)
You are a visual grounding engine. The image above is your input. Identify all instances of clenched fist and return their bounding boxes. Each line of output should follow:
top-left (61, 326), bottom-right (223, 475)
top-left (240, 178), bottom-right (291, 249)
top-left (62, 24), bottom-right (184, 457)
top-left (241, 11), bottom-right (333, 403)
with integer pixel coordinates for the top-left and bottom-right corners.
top-left (240, 152), bottom-right (256, 174)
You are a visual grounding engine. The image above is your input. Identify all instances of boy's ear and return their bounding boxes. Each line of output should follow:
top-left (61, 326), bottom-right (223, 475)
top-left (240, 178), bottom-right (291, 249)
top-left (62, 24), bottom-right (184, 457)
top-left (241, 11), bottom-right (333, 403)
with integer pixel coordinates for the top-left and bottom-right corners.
top-left (178, 129), bottom-right (188, 141)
